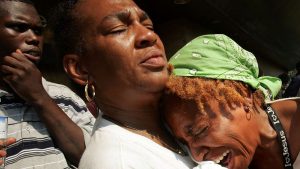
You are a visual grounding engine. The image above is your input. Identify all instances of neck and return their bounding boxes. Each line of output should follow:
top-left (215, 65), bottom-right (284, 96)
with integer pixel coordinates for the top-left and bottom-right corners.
top-left (99, 102), bottom-right (162, 132)
top-left (251, 142), bottom-right (284, 169)
top-left (251, 100), bottom-right (300, 168)
top-left (250, 104), bottom-right (284, 169)
top-left (271, 100), bottom-right (300, 160)
top-left (96, 91), bottom-right (184, 154)
top-left (96, 89), bottom-right (163, 133)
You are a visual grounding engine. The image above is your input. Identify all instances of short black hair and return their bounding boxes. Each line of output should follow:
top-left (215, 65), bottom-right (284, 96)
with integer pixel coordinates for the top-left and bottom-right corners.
top-left (51, 0), bottom-right (85, 56)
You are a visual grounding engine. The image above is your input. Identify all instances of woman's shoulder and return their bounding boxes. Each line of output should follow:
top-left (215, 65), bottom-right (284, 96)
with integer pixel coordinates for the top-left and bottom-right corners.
top-left (269, 97), bottom-right (300, 109)
top-left (269, 98), bottom-right (300, 116)
top-left (268, 97), bottom-right (300, 104)
top-left (81, 118), bottom-right (194, 169)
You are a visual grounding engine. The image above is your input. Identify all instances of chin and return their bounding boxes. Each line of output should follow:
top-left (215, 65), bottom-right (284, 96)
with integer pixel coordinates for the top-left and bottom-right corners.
top-left (143, 71), bottom-right (169, 87)
top-left (139, 80), bottom-right (167, 94)
top-left (142, 83), bottom-right (166, 93)
top-left (151, 74), bottom-right (169, 90)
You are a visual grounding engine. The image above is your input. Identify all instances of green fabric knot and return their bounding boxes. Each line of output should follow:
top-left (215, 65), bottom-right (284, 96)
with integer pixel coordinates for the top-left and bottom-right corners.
top-left (169, 34), bottom-right (282, 101)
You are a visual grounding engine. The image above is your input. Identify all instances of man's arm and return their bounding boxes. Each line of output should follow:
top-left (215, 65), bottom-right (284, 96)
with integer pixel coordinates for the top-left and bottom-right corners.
top-left (0, 50), bottom-right (91, 166)
top-left (30, 93), bottom-right (87, 166)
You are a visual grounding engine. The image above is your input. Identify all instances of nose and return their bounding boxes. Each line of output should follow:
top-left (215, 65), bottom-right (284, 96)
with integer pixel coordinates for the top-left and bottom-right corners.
top-left (189, 143), bottom-right (210, 161)
top-left (25, 30), bottom-right (41, 46)
top-left (134, 24), bottom-right (157, 48)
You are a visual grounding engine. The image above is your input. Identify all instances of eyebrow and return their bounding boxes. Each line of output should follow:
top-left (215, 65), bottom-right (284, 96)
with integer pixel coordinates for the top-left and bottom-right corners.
top-left (101, 9), bottom-right (150, 24)
top-left (9, 15), bottom-right (45, 27)
top-left (101, 10), bottom-right (130, 24)
top-left (7, 19), bottom-right (44, 29)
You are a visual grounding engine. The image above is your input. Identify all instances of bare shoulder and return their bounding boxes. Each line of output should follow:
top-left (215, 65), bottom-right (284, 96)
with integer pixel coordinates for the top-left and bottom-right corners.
top-left (270, 98), bottom-right (300, 159)
top-left (271, 98), bottom-right (300, 116)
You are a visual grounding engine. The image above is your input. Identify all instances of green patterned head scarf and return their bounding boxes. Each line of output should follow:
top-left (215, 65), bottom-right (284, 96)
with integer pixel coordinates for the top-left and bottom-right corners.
top-left (169, 34), bottom-right (282, 101)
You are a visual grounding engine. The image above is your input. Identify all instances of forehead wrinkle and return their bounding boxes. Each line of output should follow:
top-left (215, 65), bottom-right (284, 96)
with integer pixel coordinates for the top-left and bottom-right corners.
top-left (131, 7), bottom-right (151, 22)
top-left (6, 14), bottom-right (43, 29)
top-left (100, 9), bottom-right (131, 25)
top-left (100, 7), bottom-right (150, 25)
top-left (10, 14), bottom-right (40, 22)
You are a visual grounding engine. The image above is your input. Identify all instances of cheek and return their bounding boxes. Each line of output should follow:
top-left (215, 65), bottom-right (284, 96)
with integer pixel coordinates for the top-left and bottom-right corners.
top-left (196, 120), bottom-right (230, 145)
top-left (0, 39), bottom-right (21, 55)
top-left (156, 38), bottom-right (165, 53)
top-left (92, 38), bottom-right (133, 67)
top-left (1, 30), bottom-right (24, 46)
top-left (39, 37), bottom-right (44, 49)
top-left (99, 34), bottom-right (133, 51)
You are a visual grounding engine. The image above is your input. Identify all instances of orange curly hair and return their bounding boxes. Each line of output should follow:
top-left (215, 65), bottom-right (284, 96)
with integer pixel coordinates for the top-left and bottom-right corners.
top-left (163, 75), bottom-right (265, 116)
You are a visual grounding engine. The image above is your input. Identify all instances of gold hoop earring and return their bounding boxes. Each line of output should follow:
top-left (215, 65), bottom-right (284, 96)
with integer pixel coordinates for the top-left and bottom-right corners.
top-left (85, 81), bottom-right (95, 102)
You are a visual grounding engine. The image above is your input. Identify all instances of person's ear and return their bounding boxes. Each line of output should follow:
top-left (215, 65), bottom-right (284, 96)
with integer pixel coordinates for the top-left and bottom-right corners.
top-left (63, 54), bottom-right (88, 86)
top-left (242, 97), bottom-right (253, 119)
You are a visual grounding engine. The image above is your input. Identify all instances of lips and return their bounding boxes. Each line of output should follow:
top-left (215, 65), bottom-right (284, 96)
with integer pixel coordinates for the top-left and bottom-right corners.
top-left (203, 149), bottom-right (232, 168)
top-left (22, 50), bottom-right (41, 63)
top-left (214, 150), bottom-right (231, 167)
top-left (140, 49), bottom-right (167, 70)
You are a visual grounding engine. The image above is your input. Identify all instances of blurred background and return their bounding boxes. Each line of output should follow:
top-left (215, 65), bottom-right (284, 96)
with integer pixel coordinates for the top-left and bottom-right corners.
top-left (32, 0), bottom-right (300, 92)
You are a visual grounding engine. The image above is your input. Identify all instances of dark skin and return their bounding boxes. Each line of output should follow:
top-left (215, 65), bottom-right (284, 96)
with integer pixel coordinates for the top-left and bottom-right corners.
top-left (0, 1), bottom-right (86, 166)
top-left (250, 100), bottom-right (300, 169)
top-left (64, 0), bottom-right (180, 153)
top-left (165, 89), bottom-right (300, 169)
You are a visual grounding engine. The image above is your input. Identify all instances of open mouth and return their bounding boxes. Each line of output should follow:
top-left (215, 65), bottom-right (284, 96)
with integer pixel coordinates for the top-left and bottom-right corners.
top-left (213, 150), bottom-right (231, 167)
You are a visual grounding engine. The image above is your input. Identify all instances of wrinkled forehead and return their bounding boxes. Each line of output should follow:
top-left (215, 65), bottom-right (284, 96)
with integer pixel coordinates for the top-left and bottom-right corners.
top-left (75, 0), bottom-right (141, 23)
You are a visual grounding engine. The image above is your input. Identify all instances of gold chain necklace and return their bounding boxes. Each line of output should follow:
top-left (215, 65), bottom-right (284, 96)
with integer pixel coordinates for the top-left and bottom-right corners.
top-left (102, 115), bottom-right (186, 155)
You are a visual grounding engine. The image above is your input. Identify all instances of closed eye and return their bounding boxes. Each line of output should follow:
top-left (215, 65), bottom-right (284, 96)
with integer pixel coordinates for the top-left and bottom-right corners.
top-left (194, 126), bottom-right (209, 137)
top-left (186, 125), bottom-right (209, 138)
top-left (141, 18), bottom-right (154, 31)
top-left (144, 24), bottom-right (154, 31)
top-left (110, 28), bottom-right (126, 34)
top-left (106, 25), bottom-right (127, 35)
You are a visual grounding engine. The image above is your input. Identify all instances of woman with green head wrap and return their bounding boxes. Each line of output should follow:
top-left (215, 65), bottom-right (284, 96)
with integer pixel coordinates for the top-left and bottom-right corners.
top-left (162, 34), bottom-right (300, 169)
